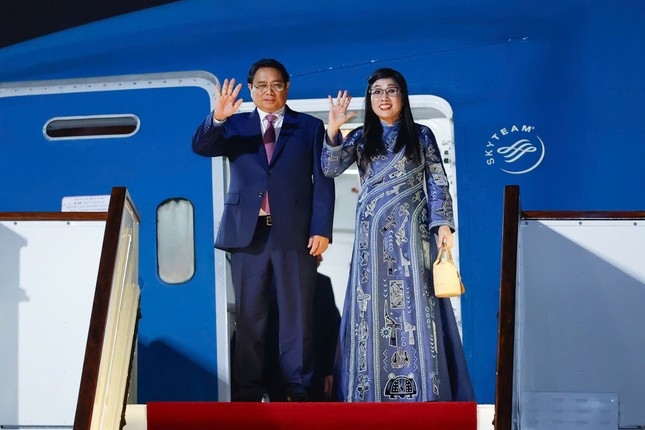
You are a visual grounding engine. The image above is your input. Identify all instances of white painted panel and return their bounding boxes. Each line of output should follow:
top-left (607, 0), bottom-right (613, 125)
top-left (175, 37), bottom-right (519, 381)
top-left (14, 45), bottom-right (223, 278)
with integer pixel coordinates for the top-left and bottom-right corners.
top-left (0, 220), bottom-right (105, 426)
top-left (516, 219), bottom-right (645, 427)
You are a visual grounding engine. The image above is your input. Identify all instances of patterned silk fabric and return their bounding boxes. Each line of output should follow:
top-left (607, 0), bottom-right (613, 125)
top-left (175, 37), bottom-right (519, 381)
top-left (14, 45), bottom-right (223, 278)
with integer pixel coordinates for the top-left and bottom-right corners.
top-left (322, 122), bottom-right (463, 402)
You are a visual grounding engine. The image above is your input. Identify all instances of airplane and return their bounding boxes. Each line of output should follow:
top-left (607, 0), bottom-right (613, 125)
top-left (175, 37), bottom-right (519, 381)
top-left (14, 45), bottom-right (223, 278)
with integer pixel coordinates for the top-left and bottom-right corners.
top-left (1, 0), bottom-right (644, 427)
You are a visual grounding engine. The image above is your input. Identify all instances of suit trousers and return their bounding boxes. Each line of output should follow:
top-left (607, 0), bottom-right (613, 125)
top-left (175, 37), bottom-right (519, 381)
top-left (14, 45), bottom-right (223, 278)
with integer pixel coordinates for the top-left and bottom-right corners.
top-left (230, 217), bottom-right (317, 396)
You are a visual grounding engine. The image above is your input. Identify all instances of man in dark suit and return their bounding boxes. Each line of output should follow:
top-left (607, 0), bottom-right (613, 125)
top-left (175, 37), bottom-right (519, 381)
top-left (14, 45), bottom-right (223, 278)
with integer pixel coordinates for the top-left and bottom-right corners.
top-left (309, 255), bottom-right (341, 401)
top-left (262, 254), bottom-right (341, 402)
top-left (192, 59), bottom-right (335, 402)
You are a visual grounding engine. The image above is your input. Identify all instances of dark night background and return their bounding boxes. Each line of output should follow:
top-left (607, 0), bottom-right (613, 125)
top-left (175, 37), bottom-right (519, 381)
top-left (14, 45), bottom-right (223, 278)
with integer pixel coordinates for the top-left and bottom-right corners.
top-left (0, 0), bottom-right (178, 48)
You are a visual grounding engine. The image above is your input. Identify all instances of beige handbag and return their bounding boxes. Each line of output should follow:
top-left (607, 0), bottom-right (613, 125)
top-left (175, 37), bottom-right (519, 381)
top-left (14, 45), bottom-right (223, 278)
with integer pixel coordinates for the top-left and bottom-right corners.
top-left (432, 244), bottom-right (465, 298)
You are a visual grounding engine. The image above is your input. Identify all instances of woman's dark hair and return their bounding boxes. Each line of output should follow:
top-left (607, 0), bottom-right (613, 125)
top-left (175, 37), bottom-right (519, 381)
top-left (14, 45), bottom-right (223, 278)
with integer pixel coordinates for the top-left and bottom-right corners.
top-left (247, 58), bottom-right (290, 84)
top-left (361, 68), bottom-right (420, 167)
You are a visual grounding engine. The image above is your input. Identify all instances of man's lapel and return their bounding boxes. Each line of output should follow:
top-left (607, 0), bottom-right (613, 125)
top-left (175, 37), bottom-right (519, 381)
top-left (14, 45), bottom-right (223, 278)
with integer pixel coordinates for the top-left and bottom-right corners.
top-left (272, 106), bottom-right (296, 163)
top-left (247, 109), bottom-right (270, 163)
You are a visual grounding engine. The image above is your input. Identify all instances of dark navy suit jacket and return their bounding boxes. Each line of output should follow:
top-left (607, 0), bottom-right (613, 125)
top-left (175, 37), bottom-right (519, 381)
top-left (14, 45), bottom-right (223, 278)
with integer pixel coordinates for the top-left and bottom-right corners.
top-left (192, 106), bottom-right (335, 250)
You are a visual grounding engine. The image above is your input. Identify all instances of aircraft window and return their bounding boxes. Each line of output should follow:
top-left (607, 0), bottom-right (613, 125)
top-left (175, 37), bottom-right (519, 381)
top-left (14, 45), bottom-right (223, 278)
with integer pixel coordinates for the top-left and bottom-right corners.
top-left (157, 198), bottom-right (195, 284)
top-left (44, 115), bottom-right (139, 139)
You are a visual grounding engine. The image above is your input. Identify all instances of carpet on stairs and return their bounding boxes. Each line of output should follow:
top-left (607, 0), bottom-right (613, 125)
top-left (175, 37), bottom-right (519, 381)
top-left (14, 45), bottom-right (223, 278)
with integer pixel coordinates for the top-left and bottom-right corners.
top-left (147, 401), bottom-right (477, 430)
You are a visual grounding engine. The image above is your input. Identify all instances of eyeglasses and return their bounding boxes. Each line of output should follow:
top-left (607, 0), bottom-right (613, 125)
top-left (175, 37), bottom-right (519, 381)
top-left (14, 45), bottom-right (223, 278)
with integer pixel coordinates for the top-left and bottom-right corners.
top-left (370, 87), bottom-right (401, 98)
top-left (253, 83), bottom-right (286, 93)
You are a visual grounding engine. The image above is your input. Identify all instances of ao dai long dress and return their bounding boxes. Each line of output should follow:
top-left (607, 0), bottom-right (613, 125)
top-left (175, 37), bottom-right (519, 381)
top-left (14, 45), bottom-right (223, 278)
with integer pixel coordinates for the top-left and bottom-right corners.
top-left (322, 122), bottom-right (474, 402)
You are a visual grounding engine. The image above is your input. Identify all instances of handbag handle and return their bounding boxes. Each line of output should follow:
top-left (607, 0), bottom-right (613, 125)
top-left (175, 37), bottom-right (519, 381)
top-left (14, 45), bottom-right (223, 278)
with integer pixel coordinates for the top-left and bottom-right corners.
top-left (435, 243), bottom-right (454, 264)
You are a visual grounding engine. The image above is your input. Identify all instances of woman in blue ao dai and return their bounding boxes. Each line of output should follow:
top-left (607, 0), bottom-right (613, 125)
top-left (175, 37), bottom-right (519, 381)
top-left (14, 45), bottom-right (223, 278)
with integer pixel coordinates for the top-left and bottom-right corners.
top-left (322, 68), bottom-right (474, 402)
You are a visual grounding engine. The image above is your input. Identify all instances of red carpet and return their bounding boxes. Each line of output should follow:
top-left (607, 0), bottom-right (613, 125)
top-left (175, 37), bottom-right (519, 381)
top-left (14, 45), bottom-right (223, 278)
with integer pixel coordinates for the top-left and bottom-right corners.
top-left (147, 401), bottom-right (477, 429)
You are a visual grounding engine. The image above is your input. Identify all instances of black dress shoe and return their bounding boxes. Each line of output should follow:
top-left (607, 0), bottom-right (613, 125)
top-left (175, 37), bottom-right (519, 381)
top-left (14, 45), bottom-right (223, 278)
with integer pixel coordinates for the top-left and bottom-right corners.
top-left (234, 393), bottom-right (264, 402)
top-left (285, 385), bottom-right (311, 402)
top-left (234, 387), bottom-right (268, 402)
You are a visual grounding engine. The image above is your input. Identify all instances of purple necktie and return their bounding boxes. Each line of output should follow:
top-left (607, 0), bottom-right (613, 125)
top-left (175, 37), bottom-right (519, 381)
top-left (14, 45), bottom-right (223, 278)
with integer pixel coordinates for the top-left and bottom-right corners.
top-left (264, 114), bottom-right (277, 160)
top-left (261, 114), bottom-right (277, 214)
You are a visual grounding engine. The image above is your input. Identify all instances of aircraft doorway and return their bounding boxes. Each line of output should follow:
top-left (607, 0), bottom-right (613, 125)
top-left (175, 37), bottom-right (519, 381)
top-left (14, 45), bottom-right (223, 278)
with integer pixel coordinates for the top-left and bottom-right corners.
top-left (229, 95), bottom-right (463, 344)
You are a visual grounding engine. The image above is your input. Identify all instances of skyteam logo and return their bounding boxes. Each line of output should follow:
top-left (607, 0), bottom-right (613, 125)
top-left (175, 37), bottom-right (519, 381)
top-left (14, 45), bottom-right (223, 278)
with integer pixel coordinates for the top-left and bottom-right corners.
top-left (484, 124), bottom-right (545, 174)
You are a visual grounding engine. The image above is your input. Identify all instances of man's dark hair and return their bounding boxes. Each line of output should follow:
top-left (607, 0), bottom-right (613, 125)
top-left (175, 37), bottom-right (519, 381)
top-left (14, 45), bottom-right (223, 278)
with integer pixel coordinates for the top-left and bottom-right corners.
top-left (247, 59), bottom-right (290, 84)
